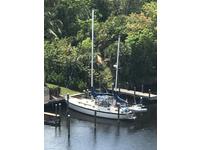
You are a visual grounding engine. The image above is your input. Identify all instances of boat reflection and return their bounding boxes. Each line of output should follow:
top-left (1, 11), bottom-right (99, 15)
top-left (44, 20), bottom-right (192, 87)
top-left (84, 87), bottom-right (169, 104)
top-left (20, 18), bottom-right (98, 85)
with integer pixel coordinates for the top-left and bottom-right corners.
top-left (67, 108), bottom-right (155, 132)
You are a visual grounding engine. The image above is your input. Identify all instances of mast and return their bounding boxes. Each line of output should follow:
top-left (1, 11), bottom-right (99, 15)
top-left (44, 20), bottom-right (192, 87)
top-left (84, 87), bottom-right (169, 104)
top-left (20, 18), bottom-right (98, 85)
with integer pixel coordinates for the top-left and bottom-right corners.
top-left (114, 35), bottom-right (120, 91)
top-left (91, 9), bottom-right (94, 88)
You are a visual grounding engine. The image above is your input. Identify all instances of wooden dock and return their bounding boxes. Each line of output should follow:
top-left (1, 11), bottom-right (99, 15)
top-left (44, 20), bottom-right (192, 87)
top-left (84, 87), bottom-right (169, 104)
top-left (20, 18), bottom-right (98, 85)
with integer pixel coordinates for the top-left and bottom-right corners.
top-left (44, 112), bottom-right (60, 126)
top-left (44, 96), bottom-right (65, 105)
top-left (110, 88), bottom-right (157, 100)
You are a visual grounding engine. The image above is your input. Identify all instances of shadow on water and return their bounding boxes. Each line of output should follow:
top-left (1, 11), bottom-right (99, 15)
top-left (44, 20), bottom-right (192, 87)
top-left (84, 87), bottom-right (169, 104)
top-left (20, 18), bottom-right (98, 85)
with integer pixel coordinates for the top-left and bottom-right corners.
top-left (69, 109), bottom-right (156, 127)
top-left (45, 102), bottom-right (156, 127)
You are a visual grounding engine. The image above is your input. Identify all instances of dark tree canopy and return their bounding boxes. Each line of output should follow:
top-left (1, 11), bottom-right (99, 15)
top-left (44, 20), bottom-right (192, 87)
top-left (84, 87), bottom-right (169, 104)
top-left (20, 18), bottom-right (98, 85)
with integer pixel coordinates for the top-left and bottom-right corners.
top-left (44, 0), bottom-right (157, 93)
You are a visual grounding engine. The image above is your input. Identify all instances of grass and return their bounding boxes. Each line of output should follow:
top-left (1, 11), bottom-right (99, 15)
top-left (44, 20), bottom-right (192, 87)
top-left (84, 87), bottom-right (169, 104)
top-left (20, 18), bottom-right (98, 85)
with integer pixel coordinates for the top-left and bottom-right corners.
top-left (46, 83), bottom-right (80, 95)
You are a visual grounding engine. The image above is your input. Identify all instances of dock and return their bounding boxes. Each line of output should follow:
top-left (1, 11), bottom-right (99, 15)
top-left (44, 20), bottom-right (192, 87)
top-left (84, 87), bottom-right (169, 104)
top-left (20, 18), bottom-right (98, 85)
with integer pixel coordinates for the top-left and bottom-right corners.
top-left (109, 88), bottom-right (157, 100)
top-left (44, 112), bottom-right (60, 126)
top-left (44, 96), bottom-right (65, 105)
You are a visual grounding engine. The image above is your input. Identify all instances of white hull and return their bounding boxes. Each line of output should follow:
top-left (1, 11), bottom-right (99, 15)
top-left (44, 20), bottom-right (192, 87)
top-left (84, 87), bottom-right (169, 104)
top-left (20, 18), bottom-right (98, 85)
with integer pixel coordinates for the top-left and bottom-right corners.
top-left (129, 105), bottom-right (148, 113)
top-left (67, 96), bottom-right (136, 120)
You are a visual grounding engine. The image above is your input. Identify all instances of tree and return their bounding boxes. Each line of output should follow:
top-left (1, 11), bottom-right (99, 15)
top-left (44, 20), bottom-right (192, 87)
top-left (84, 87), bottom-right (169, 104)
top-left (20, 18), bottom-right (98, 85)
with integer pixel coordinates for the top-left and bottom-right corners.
top-left (44, 0), bottom-right (157, 91)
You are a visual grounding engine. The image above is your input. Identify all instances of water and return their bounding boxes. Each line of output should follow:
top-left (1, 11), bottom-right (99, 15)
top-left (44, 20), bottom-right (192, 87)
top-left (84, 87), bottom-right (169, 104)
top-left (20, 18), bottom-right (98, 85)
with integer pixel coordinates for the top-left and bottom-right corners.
top-left (44, 105), bottom-right (157, 150)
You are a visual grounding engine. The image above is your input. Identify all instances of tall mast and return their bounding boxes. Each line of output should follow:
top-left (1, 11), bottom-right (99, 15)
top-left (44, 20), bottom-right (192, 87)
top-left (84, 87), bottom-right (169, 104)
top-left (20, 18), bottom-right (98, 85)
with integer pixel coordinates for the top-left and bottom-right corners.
top-left (114, 35), bottom-right (120, 91)
top-left (91, 9), bottom-right (94, 88)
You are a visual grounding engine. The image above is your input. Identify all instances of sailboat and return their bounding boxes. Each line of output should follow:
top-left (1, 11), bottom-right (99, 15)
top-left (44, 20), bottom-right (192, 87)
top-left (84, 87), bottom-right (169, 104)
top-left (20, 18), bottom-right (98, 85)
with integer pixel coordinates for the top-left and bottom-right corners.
top-left (112, 36), bottom-right (148, 113)
top-left (65, 10), bottom-right (136, 120)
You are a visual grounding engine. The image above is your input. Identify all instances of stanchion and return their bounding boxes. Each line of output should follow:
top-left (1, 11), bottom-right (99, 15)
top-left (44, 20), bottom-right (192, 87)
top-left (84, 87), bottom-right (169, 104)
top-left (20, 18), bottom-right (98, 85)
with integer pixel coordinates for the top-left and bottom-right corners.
top-left (112, 83), bottom-right (114, 94)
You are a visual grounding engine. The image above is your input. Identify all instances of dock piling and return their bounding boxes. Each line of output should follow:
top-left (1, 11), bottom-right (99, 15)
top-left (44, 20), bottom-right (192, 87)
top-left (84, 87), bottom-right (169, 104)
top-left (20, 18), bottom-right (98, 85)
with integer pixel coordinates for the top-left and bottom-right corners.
top-left (55, 104), bottom-right (58, 117)
top-left (140, 97), bottom-right (143, 104)
top-left (55, 104), bottom-right (60, 126)
top-left (58, 103), bottom-right (62, 124)
top-left (148, 89), bottom-right (151, 99)
top-left (133, 86), bottom-right (136, 104)
top-left (59, 103), bottom-right (62, 115)
top-left (126, 82), bottom-right (129, 90)
top-left (66, 94), bottom-right (69, 115)
top-left (86, 89), bottom-right (89, 98)
top-left (94, 110), bottom-right (97, 128)
top-left (141, 84), bottom-right (144, 93)
top-left (67, 114), bottom-right (70, 138)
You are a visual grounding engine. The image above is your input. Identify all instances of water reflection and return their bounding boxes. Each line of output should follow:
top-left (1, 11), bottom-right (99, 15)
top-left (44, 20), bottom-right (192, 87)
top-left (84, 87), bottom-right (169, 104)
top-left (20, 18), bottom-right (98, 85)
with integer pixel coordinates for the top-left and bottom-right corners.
top-left (45, 106), bottom-right (157, 150)
top-left (116, 124), bottom-right (120, 137)
top-left (67, 136), bottom-right (71, 148)
top-left (93, 128), bottom-right (96, 143)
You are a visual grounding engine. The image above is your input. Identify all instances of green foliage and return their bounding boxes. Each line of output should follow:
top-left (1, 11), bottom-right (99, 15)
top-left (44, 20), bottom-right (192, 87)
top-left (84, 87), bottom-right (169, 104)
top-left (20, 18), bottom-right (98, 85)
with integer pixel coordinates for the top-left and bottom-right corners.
top-left (142, 1), bottom-right (157, 23)
top-left (46, 83), bottom-right (79, 95)
top-left (44, 0), bottom-right (157, 91)
top-left (122, 9), bottom-right (157, 85)
top-left (101, 66), bottom-right (113, 87)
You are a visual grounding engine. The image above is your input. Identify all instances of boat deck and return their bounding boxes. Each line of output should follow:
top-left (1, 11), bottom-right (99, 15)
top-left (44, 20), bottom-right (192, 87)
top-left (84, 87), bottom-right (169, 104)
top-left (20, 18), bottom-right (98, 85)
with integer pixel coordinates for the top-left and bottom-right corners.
top-left (70, 96), bottom-right (119, 114)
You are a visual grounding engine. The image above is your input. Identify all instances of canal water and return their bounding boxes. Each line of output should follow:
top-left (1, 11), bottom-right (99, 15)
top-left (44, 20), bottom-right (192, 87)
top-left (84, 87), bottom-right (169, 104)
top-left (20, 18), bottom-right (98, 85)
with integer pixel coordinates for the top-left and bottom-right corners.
top-left (44, 105), bottom-right (157, 150)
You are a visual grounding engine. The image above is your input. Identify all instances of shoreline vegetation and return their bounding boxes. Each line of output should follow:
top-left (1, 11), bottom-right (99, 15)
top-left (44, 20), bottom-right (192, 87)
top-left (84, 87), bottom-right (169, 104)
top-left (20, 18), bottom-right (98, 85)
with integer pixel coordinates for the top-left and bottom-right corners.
top-left (44, 0), bottom-right (157, 92)
top-left (46, 83), bottom-right (79, 95)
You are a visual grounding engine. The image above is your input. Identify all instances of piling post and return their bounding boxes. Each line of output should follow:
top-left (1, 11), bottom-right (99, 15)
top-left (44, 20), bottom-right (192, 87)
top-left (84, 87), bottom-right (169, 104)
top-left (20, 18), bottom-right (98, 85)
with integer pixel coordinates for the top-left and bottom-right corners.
top-left (140, 97), bottom-right (143, 104)
top-left (141, 84), bottom-right (144, 93)
top-left (59, 103), bottom-right (62, 115)
top-left (67, 94), bottom-right (69, 100)
top-left (55, 104), bottom-right (58, 117)
top-left (117, 105), bottom-right (120, 124)
top-left (148, 89), bottom-right (151, 99)
top-left (67, 114), bottom-right (71, 138)
top-left (126, 82), bottom-right (129, 90)
top-left (51, 102), bottom-right (54, 110)
top-left (83, 90), bottom-right (86, 97)
top-left (55, 104), bottom-right (59, 126)
top-left (94, 110), bottom-right (97, 128)
top-left (58, 103), bottom-right (62, 124)
top-left (86, 89), bottom-right (89, 98)
top-left (67, 94), bottom-right (69, 113)
top-left (66, 94), bottom-right (69, 115)
top-left (133, 86), bottom-right (136, 104)
top-left (58, 86), bottom-right (61, 96)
